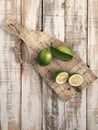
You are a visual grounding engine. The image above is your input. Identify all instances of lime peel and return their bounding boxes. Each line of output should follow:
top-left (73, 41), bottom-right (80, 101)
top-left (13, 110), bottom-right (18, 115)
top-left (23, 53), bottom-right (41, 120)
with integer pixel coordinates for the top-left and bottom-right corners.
top-left (37, 48), bottom-right (53, 66)
top-left (50, 45), bottom-right (73, 61)
top-left (57, 45), bottom-right (73, 57)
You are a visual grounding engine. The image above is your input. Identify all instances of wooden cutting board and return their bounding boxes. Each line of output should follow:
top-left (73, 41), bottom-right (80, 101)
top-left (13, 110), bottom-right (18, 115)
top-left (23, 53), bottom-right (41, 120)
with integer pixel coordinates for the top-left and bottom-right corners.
top-left (3, 19), bottom-right (97, 102)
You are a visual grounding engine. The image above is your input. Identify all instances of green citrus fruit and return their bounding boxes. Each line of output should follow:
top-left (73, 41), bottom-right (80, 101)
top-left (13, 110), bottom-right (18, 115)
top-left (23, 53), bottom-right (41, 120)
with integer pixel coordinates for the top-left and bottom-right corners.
top-left (50, 45), bottom-right (73, 61)
top-left (54, 70), bottom-right (69, 84)
top-left (68, 74), bottom-right (84, 86)
top-left (57, 45), bottom-right (73, 56)
top-left (37, 48), bottom-right (53, 66)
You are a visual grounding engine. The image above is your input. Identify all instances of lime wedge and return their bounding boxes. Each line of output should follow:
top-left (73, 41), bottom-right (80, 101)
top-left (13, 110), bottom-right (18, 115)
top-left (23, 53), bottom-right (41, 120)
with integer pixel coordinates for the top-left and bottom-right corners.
top-left (54, 70), bottom-right (69, 84)
top-left (57, 45), bottom-right (73, 56)
top-left (50, 45), bottom-right (73, 61)
top-left (68, 74), bottom-right (84, 86)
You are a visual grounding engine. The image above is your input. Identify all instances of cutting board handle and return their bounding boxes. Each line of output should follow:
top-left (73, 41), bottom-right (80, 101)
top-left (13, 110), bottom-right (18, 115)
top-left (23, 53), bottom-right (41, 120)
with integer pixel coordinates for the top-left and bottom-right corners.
top-left (3, 19), bottom-right (23, 37)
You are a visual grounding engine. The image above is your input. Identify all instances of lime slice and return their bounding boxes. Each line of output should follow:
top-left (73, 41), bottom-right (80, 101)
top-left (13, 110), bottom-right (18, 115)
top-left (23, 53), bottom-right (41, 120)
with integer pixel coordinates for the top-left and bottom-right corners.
top-left (37, 48), bottom-right (53, 66)
top-left (54, 70), bottom-right (69, 84)
top-left (50, 45), bottom-right (73, 61)
top-left (68, 74), bottom-right (84, 86)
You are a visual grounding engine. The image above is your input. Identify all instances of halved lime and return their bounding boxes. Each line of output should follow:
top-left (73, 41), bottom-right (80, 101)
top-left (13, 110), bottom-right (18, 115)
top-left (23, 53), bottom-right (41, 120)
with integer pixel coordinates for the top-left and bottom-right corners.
top-left (54, 70), bottom-right (69, 84)
top-left (68, 74), bottom-right (84, 86)
top-left (37, 48), bottom-right (53, 66)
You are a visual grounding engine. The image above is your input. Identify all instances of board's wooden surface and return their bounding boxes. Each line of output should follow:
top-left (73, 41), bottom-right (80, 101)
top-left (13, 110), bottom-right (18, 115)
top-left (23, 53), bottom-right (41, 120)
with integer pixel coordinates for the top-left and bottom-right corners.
top-left (0, 0), bottom-right (98, 130)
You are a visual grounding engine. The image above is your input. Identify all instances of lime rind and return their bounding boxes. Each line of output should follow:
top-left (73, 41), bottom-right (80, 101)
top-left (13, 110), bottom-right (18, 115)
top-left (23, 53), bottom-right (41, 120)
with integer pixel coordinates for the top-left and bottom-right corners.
top-left (57, 46), bottom-right (74, 57)
top-left (50, 46), bottom-right (73, 61)
top-left (37, 48), bottom-right (53, 66)
top-left (54, 70), bottom-right (64, 78)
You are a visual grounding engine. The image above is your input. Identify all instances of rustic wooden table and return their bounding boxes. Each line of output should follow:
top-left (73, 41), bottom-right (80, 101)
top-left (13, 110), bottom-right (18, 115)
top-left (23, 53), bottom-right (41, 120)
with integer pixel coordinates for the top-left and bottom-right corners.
top-left (0, 0), bottom-right (98, 130)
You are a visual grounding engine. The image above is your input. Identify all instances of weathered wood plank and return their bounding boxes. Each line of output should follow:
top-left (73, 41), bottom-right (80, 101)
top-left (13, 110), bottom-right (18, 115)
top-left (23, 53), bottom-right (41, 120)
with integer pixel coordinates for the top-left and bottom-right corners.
top-left (87, 0), bottom-right (98, 129)
top-left (43, 0), bottom-right (65, 129)
top-left (3, 18), bottom-right (96, 101)
top-left (0, 0), bottom-right (21, 130)
top-left (64, 0), bottom-right (87, 129)
top-left (21, 0), bottom-right (42, 130)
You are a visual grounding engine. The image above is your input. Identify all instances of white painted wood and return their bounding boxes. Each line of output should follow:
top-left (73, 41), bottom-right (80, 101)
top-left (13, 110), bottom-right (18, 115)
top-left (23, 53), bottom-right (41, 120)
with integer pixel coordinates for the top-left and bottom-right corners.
top-left (21, 0), bottom-right (42, 130)
top-left (0, 0), bottom-right (97, 129)
top-left (0, 0), bottom-right (21, 130)
top-left (87, 0), bottom-right (98, 129)
top-left (43, 0), bottom-right (65, 129)
top-left (64, 0), bottom-right (87, 129)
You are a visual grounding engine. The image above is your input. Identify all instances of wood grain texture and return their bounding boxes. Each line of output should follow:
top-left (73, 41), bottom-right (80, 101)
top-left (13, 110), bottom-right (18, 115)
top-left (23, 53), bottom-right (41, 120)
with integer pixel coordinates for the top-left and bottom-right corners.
top-left (64, 0), bottom-right (87, 129)
top-left (3, 18), bottom-right (97, 102)
top-left (87, 0), bottom-right (98, 129)
top-left (43, 0), bottom-right (65, 129)
top-left (21, 0), bottom-right (42, 130)
top-left (0, 0), bottom-right (21, 130)
top-left (0, 0), bottom-right (98, 130)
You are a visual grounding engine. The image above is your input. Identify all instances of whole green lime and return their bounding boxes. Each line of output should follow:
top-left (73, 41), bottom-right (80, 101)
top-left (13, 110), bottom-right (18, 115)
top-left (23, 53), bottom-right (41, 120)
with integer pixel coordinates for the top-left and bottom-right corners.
top-left (37, 48), bottom-right (53, 66)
